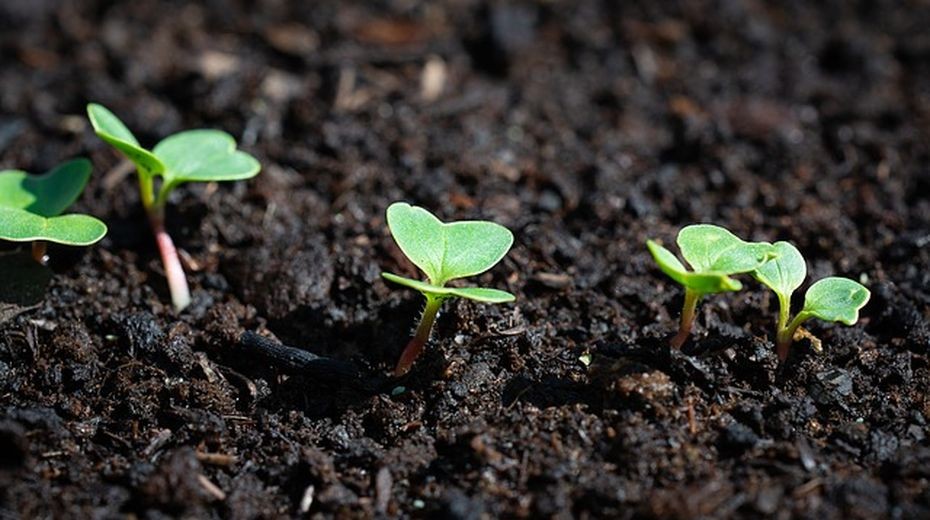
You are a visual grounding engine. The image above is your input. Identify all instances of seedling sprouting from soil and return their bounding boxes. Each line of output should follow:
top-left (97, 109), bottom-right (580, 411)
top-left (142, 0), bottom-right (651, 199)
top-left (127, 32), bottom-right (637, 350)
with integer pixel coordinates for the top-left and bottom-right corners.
top-left (753, 241), bottom-right (870, 360)
top-left (87, 103), bottom-right (260, 311)
top-left (647, 225), bottom-right (774, 349)
top-left (0, 159), bottom-right (107, 264)
top-left (382, 202), bottom-right (515, 376)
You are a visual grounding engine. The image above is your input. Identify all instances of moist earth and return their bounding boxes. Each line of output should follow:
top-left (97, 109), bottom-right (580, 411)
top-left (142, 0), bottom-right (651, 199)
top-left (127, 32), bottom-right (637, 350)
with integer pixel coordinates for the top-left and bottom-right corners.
top-left (1, 0), bottom-right (929, 518)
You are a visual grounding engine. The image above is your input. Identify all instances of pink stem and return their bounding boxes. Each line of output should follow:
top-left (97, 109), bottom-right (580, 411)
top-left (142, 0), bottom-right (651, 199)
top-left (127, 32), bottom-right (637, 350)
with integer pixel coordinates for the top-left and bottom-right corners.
top-left (149, 212), bottom-right (191, 311)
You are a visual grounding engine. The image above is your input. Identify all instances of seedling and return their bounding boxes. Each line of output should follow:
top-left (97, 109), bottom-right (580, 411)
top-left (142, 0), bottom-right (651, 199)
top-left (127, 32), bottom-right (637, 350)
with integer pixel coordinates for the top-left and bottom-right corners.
top-left (87, 103), bottom-right (260, 311)
top-left (647, 225), bottom-right (775, 348)
top-left (753, 241), bottom-right (870, 360)
top-left (382, 202), bottom-right (515, 376)
top-left (0, 159), bottom-right (107, 264)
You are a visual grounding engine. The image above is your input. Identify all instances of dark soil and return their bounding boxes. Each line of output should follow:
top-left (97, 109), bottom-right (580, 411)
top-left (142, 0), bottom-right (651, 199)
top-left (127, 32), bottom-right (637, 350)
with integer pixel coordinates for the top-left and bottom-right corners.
top-left (2, 0), bottom-right (930, 518)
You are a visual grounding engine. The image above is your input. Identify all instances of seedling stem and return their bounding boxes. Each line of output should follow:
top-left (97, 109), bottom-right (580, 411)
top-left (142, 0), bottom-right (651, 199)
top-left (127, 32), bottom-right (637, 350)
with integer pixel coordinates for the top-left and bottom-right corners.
top-left (148, 208), bottom-right (191, 310)
top-left (670, 289), bottom-right (699, 349)
top-left (32, 241), bottom-right (48, 265)
top-left (395, 295), bottom-right (444, 376)
top-left (776, 312), bottom-right (809, 361)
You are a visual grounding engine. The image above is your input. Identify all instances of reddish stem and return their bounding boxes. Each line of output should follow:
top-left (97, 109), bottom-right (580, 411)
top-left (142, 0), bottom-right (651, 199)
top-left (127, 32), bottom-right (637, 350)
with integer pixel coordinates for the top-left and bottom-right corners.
top-left (32, 241), bottom-right (48, 265)
top-left (775, 312), bottom-right (808, 361)
top-left (669, 289), bottom-right (699, 349)
top-left (149, 211), bottom-right (191, 311)
top-left (394, 296), bottom-right (443, 376)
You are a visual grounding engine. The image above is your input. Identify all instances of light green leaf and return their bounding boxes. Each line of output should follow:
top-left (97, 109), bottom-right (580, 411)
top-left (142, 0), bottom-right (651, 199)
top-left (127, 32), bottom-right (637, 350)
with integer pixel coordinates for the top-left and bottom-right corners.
top-left (801, 277), bottom-right (870, 325)
top-left (382, 272), bottom-right (515, 303)
top-left (87, 104), bottom-right (165, 178)
top-left (153, 130), bottom-right (261, 185)
top-left (647, 239), bottom-right (743, 294)
top-left (753, 241), bottom-right (806, 300)
top-left (440, 220), bottom-right (513, 282)
top-left (0, 159), bottom-right (92, 217)
top-left (446, 286), bottom-right (516, 303)
top-left (0, 207), bottom-right (107, 246)
top-left (386, 203), bottom-right (445, 282)
top-left (386, 202), bottom-right (513, 286)
top-left (678, 224), bottom-right (774, 274)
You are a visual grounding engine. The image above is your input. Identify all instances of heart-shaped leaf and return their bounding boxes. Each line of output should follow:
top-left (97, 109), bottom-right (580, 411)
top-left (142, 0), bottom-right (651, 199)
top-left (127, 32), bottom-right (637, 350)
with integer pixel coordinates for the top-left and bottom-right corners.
top-left (0, 159), bottom-right (92, 217)
top-left (87, 104), bottom-right (259, 192)
top-left (87, 104), bottom-right (165, 179)
top-left (801, 277), bottom-right (870, 325)
top-left (153, 130), bottom-right (261, 185)
top-left (0, 206), bottom-right (107, 245)
top-left (753, 241), bottom-right (806, 300)
top-left (647, 240), bottom-right (743, 293)
top-left (382, 272), bottom-right (515, 303)
top-left (386, 202), bottom-right (513, 286)
top-left (678, 224), bottom-right (774, 274)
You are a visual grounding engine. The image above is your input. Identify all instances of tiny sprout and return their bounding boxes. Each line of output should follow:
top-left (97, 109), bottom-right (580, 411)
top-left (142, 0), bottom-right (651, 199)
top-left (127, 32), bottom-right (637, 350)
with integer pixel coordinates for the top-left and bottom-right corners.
top-left (87, 103), bottom-right (260, 311)
top-left (0, 159), bottom-right (107, 264)
top-left (647, 224), bottom-right (775, 349)
top-left (382, 202), bottom-right (515, 376)
top-left (754, 241), bottom-right (870, 361)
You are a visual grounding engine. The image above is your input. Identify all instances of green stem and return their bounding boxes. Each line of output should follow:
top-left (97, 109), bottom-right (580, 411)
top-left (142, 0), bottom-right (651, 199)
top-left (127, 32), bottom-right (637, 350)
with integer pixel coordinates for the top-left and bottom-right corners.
top-left (776, 294), bottom-right (790, 334)
top-left (154, 179), bottom-right (177, 209)
top-left (139, 172), bottom-right (156, 211)
top-left (670, 289), bottom-right (700, 349)
top-left (776, 312), bottom-right (809, 361)
top-left (394, 294), bottom-right (444, 376)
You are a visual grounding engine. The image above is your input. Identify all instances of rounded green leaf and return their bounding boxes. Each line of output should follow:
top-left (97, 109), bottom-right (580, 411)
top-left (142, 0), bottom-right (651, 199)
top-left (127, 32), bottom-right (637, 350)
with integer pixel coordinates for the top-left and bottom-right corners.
top-left (0, 159), bottom-right (92, 217)
top-left (153, 130), bottom-right (261, 185)
top-left (440, 220), bottom-right (513, 282)
top-left (382, 272), bottom-right (515, 303)
top-left (385, 202), bottom-right (513, 285)
top-left (678, 224), bottom-right (774, 274)
top-left (87, 103), bottom-right (165, 178)
top-left (647, 239), bottom-right (744, 294)
top-left (801, 277), bottom-right (870, 325)
top-left (386, 203), bottom-right (445, 282)
top-left (445, 287), bottom-right (515, 303)
top-left (647, 239), bottom-right (688, 283)
top-left (0, 207), bottom-right (107, 246)
top-left (753, 241), bottom-right (806, 300)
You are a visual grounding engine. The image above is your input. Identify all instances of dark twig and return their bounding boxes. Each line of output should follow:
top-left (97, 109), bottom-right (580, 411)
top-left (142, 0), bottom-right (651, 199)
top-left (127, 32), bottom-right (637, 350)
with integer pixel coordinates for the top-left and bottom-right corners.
top-left (237, 331), bottom-right (372, 391)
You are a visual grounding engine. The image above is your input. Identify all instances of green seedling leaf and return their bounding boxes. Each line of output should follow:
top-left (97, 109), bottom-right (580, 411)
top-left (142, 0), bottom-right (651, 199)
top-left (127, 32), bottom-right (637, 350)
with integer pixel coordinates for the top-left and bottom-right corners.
top-left (87, 104), bottom-right (165, 179)
top-left (0, 161), bottom-right (107, 247)
top-left (385, 202), bottom-right (513, 287)
top-left (153, 130), bottom-right (261, 186)
top-left (382, 202), bottom-right (516, 376)
top-left (382, 273), bottom-right (515, 303)
top-left (646, 240), bottom-right (743, 293)
top-left (0, 207), bottom-right (107, 245)
top-left (800, 277), bottom-right (870, 325)
top-left (87, 104), bottom-right (260, 203)
top-left (0, 159), bottom-right (93, 217)
top-left (646, 224), bottom-right (774, 295)
top-left (678, 224), bottom-right (775, 275)
top-left (753, 241), bottom-right (806, 300)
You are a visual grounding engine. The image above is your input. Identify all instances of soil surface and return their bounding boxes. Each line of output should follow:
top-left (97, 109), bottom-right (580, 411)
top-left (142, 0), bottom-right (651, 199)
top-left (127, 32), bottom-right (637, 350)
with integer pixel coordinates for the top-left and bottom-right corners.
top-left (2, 0), bottom-right (930, 518)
